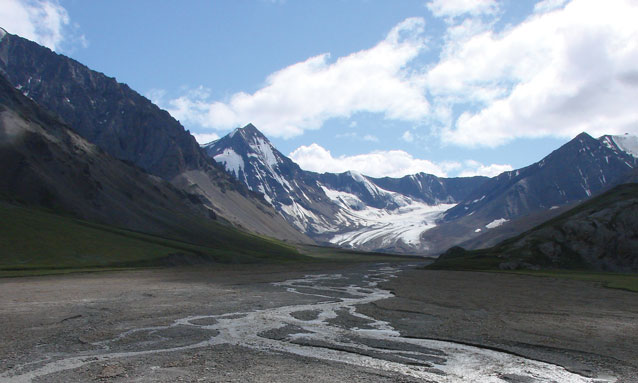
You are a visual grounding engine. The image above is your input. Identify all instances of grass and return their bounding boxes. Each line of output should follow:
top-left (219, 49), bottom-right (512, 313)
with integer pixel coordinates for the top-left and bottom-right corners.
top-left (502, 269), bottom-right (638, 293)
top-left (425, 247), bottom-right (503, 271)
top-left (0, 202), bottom-right (419, 278)
top-left (0, 202), bottom-right (308, 277)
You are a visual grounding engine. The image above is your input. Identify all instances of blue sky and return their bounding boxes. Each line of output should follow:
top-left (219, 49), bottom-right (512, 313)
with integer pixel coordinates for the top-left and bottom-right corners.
top-left (2, 0), bottom-right (638, 178)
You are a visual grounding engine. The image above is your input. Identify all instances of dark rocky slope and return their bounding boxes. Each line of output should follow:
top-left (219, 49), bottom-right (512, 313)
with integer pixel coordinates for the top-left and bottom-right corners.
top-left (0, 74), bottom-right (255, 247)
top-left (422, 132), bottom-right (638, 253)
top-left (430, 183), bottom-right (638, 272)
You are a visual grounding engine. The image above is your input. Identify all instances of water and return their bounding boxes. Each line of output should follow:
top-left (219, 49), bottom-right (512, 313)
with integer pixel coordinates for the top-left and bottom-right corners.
top-left (1, 264), bottom-right (615, 382)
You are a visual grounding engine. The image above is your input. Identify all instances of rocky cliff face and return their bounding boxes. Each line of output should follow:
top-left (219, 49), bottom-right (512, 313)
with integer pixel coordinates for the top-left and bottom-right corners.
top-left (0, 74), bottom-right (221, 245)
top-left (0, 29), bottom-right (310, 244)
top-left (0, 29), bottom-right (204, 179)
top-left (516, 193), bottom-right (638, 272)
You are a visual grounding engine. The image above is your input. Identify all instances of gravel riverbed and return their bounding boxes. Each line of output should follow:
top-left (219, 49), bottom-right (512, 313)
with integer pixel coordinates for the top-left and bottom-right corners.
top-left (0, 262), bottom-right (635, 382)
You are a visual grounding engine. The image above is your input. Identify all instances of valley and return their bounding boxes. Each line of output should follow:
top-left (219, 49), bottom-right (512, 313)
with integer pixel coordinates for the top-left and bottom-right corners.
top-left (0, 11), bottom-right (637, 383)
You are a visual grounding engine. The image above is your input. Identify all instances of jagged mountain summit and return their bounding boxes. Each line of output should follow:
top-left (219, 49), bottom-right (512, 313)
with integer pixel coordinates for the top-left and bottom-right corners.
top-left (0, 28), bottom-right (310, 244)
top-left (0, 74), bottom-right (222, 245)
top-left (205, 124), bottom-right (486, 253)
top-left (421, 132), bottom-right (638, 252)
top-left (207, 125), bottom-right (638, 255)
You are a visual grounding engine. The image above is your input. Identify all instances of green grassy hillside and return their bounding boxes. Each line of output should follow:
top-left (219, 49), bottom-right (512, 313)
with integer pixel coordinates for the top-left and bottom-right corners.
top-left (0, 202), bottom-right (307, 277)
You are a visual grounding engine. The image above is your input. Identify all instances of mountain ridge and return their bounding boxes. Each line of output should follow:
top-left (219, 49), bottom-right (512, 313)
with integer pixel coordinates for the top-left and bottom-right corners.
top-left (0, 29), bottom-right (311, 244)
top-left (207, 124), bottom-right (638, 254)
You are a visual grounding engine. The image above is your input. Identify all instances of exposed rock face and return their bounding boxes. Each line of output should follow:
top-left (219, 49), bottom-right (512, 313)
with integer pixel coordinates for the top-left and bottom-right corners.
top-left (0, 74), bottom-right (218, 245)
top-left (422, 132), bottom-right (638, 253)
top-left (0, 29), bottom-right (311, 244)
top-left (506, 184), bottom-right (638, 272)
top-left (433, 184), bottom-right (638, 272)
top-left (368, 173), bottom-right (487, 206)
top-left (203, 124), bottom-right (340, 229)
top-left (0, 30), bottom-right (204, 179)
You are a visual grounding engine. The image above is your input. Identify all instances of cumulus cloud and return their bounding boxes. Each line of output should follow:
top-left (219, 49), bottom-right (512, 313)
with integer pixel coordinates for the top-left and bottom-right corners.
top-left (289, 144), bottom-right (449, 178)
top-left (191, 132), bottom-right (219, 145)
top-left (154, 18), bottom-right (430, 139)
top-left (426, 0), bottom-right (499, 19)
top-left (458, 160), bottom-right (513, 177)
top-left (430, 0), bottom-right (638, 147)
top-left (153, 0), bottom-right (638, 151)
top-left (0, 0), bottom-right (85, 51)
top-left (288, 143), bottom-right (505, 178)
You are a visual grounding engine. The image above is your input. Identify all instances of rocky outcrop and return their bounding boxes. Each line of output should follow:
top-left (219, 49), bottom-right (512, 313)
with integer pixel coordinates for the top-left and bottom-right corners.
top-left (432, 183), bottom-right (638, 272)
top-left (1, 74), bottom-right (227, 246)
top-left (504, 185), bottom-right (638, 272)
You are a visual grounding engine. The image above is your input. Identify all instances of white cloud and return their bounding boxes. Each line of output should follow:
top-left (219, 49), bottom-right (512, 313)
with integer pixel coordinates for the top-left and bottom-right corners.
top-left (534, 0), bottom-right (569, 13)
top-left (429, 0), bottom-right (638, 147)
top-left (153, 0), bottom-right (638, 151)
top-left (155, 18), bottom-right (430, 139)
top-left (289, 143), bottom-right (449, 178)
top-left (288, 143), bottom-right (511, 178)
top-left (0, 0), bottom-right (84, 51)
top-left (191, 132), bottom-right (220, 145)
top-left (427, 0), bottom-right (499, 19)
top-left (458, 160), bottom-right (513, 177)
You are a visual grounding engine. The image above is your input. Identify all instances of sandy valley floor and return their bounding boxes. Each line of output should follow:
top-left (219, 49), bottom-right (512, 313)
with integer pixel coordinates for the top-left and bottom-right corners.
top-left (0, 262), bottom-right (636, 382)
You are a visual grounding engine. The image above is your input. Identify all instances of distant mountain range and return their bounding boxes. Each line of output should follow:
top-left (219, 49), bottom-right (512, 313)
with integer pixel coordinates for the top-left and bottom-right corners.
top-left (1, 26), bottom-right (637, 256)
top-left (204, 125), bottom-right (488, 253)
top-left (205, 124), bottom-right (637, 254)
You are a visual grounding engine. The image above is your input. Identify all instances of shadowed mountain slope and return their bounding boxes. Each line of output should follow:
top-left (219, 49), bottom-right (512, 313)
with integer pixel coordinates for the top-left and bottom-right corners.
top-left (0, 28), bottom-right (310, 243)
top-left (0, 74), bottom-right (306, 271)
top-left (430, 183), bottom-right (638, 272)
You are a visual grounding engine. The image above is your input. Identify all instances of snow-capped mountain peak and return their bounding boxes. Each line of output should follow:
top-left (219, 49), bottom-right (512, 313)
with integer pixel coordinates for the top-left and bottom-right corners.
top-left (203, 124), bottom-right (481, 253)
top-left (204, 126), bottom-right (637, 255)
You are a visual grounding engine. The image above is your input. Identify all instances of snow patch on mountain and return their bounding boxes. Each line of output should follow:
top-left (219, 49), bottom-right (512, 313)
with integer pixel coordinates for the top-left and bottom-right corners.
top-left (321, 185), bottom-right (455, 249)
top-left (610, 135), bottom-right (638, 158)
top-left (249, 137), bottom-right (279, 167)
top-left (322, 187), bottom-right (366, 210)
top-left (486, 218), bottom-right (509, 229)
top-left (214, 148), bottom-right (244, 176)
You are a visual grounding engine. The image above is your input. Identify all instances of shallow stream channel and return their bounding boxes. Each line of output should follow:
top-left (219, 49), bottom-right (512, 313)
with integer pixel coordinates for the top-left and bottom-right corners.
top-left (2, 263), bottom-right (615, 382)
